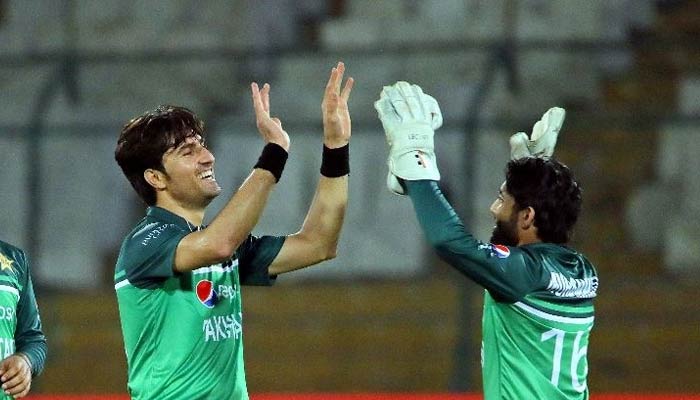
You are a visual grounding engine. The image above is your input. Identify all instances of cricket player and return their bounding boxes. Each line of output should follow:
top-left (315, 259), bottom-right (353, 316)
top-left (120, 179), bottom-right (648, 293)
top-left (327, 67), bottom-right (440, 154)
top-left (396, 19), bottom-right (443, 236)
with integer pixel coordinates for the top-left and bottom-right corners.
top-left (376, 82), bottom-right (597, 399)
top-left (113, 62), bottom-right (352, 399)
top-left (0, 240), bottom-right (47, 399)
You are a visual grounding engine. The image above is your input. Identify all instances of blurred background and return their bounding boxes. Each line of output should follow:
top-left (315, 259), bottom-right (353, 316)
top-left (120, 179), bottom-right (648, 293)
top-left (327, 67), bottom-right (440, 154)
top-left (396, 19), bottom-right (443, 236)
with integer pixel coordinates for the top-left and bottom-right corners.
top-left (1, 0), bottom-right (699, 396)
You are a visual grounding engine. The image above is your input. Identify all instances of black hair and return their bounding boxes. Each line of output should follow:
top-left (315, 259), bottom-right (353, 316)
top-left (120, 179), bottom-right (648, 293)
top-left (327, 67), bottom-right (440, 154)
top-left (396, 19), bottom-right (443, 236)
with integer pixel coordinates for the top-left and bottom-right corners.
top-left (505, 157), bottom-right (582, 243)
top-left (115, 105), bottom-right (205, 205)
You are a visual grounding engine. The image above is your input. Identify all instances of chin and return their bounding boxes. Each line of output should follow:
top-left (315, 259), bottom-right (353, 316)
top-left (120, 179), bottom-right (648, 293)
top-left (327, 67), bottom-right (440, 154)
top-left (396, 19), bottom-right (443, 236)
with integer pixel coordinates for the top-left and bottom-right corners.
top-left (205, 187), bottom-right (222, 200)
top-left (489, 223), bottom-right (519, 246)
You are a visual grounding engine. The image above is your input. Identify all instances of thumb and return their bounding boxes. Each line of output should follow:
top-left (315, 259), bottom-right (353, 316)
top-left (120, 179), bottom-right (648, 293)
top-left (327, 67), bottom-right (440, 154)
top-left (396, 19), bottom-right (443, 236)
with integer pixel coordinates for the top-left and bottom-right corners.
top-left (532, 107), bottom-right (565, 141)
top-left (509, 132), bottom-right (530, 160)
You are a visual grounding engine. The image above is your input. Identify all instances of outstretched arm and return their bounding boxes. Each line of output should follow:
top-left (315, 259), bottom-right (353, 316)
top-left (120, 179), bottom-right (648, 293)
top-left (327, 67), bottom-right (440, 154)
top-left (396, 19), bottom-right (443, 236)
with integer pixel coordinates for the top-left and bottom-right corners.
top-left (269, 62), bottom-right (354, 275)
top-left (173, 83), bottom-right (290, 272)
top-left (375, 81), bottom-right (544, 301)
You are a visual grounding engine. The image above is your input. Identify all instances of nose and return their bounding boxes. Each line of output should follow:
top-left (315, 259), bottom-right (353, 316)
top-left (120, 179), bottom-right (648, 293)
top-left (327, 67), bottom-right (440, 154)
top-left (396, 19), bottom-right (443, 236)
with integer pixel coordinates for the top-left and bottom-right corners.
top-left (489, 199), bottom-right (499, 217)
top-left (200, 146), bottom-right (215, 165)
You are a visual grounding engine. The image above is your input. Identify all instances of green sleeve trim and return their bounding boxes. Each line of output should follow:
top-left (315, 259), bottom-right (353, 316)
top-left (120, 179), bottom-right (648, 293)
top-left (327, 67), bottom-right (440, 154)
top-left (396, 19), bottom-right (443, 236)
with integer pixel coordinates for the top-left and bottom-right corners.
top-left (0, 284), bottom-right (20, 299)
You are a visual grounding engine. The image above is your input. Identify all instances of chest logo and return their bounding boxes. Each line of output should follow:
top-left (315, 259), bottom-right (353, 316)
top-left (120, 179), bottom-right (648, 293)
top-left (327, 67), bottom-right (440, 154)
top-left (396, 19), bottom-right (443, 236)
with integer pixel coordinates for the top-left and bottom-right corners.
top-left (491, 244), bottom-right (511, 259)
top-left (196, 280), bottom-right (219, 308)
top-left (0, 253), bottom-right (14, 271)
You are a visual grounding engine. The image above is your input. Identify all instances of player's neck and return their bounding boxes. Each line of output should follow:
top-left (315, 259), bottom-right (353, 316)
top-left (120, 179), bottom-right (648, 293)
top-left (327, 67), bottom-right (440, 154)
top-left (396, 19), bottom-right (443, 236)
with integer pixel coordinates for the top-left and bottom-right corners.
top-left (155, 198), bottom-right (206, 227)
top-left (516, 229), bottom-right (541, 246)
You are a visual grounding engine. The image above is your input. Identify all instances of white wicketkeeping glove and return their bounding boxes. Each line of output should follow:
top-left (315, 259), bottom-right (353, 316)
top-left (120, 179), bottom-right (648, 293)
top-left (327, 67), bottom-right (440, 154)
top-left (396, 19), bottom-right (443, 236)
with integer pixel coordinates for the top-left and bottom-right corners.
top-left (509, 107), bottom-right (566, 160)
top-left (374, 81), bottom-right (443, 195)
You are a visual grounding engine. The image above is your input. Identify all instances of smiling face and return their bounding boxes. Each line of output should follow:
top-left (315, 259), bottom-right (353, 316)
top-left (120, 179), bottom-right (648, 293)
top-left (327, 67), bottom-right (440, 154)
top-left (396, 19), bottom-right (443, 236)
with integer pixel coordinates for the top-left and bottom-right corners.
top-left (156, 135), bottom-right (221, 209)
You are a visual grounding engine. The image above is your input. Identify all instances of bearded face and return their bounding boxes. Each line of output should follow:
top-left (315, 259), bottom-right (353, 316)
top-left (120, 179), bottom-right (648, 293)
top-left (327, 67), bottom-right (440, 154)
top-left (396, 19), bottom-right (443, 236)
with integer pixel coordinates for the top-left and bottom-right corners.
top-left (489, 211), bottom-right (519, 246)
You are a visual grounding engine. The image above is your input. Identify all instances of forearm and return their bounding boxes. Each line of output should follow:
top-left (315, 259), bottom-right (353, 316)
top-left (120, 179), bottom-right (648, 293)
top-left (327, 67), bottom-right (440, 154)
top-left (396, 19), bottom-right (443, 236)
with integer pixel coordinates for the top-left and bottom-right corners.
top-left (175, 169), bottom-right (277, 270)
top-left (405, 180), bottom-right (533, 300)
top-left (269, 175), bottom-right (347, 275)
top-left (405, 180), bottom-right (489, 277)
top-left (302, 175), bottom-right (348, 249)
top-left (405, 180), bottom-right (471, 249)
top-left (16, 341), bottom-right (47, 377)
top-left (15, 272), bottom-right (47, 377)
top-left (208, 169), bottom-right (277, 246)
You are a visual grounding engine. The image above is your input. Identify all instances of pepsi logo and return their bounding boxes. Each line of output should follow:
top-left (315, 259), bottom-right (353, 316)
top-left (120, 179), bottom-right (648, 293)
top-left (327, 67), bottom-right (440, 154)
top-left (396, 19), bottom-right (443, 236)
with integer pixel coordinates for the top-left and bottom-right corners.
top-left (492, 244), bottom-right (511, 259)
top-left (196, 280), bottom-right (218, 308)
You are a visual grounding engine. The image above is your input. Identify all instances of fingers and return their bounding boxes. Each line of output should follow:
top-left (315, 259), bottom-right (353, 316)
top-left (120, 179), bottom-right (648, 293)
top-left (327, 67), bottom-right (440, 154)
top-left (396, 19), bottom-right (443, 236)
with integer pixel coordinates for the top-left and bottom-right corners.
top-left (532, 107), bottom-right (565, 141)
top-left (250, 82), bottom-right (265, 117)
top-left (422, 94), bottom-right (443, 129)
top-left (341, 77), bottom-right (354, 103)
top-left (3, 373), bottom-right (29, 397)
top-left (325, 61), bottom-right (353, 102)
top-left (261, 83), bottom-right (270, 113)
top-left (375, 97), bottom-right (400, 131)
top-left (250, 82), bottom-right (272, 116)
top-left (509, 131), bottom-right (531, 160)
top-left (325, 62), bottom-right (341, 96)
top-left (384, 86), bottom-right (410, 119)
top-left (374, 98), bottom-right (396, 118)
top-left (395, 81), bottom-right (423, 119)
top-left (0, 363), bottom-right (29, 398)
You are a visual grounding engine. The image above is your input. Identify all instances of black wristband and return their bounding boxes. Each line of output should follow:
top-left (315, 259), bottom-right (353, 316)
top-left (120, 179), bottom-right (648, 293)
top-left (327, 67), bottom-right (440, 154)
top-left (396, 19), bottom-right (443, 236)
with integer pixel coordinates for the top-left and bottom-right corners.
top-left (254, 143), bottom-right (288, 182)
top-left (320, 144), bottom-right (350, 177)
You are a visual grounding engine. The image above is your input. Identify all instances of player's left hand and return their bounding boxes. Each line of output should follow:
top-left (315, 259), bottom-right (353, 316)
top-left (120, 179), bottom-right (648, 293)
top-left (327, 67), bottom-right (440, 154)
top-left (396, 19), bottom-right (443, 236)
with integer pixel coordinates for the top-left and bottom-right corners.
top-left (0, 353), bottom-right (32, 398)
top-left (322, 61), bottom-right (354, 148)
top-left (375, 81), bottom-right (443, 195)
top-left (509, 107), bottom-right (566, 160)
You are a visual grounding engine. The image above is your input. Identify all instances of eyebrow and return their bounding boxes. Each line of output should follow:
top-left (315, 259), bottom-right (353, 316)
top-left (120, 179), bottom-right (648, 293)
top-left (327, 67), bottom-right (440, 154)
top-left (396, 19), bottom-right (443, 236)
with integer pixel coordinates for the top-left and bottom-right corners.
top-left (176, 142), bottom-right (196, 154)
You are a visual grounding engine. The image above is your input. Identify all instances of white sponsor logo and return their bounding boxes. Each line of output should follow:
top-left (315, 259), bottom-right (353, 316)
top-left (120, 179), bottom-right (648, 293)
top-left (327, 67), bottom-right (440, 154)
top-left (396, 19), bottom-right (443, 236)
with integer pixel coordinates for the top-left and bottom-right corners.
top-left (202, 312), bottom-right (242, 342)
top-left (0, 338), bottom-right (14, 359)
top-left (217, 285), bottom-right (237, 299)
top-left (140, 224), bottom-right (177, 246)
top-left (0, 307), bottom-right (15, 321)
top-left (547, 272), bottom-right (598, 299)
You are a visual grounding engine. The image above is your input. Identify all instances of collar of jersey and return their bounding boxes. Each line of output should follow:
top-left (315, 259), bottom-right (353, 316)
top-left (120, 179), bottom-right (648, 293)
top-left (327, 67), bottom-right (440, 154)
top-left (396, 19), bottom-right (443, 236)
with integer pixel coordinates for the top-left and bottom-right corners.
top-left (146, 206), bottom-right (200, 232)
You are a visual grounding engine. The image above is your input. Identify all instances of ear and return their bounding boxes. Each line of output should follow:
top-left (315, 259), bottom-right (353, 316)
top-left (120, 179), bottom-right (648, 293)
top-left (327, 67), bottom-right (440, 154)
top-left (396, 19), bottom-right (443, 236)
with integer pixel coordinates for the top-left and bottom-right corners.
top-left (519, 206), bottom-right (537, 230)
top-left (144, 168), bottom-right (168, 191)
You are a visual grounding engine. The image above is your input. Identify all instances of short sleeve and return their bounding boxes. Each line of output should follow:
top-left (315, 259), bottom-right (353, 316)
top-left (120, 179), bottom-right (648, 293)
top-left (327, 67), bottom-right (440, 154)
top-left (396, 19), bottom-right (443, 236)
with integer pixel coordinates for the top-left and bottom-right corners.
top-left (236, 235), bottom-right (285, 286)
top-left (121, 222), bottom-right (189, 287)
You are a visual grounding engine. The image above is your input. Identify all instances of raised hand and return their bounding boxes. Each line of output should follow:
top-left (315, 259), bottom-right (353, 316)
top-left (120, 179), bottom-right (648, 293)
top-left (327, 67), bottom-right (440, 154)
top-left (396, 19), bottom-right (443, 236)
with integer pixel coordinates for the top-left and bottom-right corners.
top-left (374, 81), bottom-right (443, 195)
top-left (322, 62), bottom-right (354, 149)
top-left (509, 107), bottom-right (565, 160)
top-left (251, 82), bottom-right (290, 151)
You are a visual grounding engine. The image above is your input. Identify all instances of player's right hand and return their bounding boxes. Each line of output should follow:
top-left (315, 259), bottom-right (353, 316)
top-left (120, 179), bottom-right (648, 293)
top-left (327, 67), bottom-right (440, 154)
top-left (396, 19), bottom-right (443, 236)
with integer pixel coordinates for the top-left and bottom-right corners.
top-left (251, 82), bottom-right (290, 151)
top-left (509, 107), bottom-right (565, 160)
top-left (374, 81), bottom-right (442, 195)
top-left (322, 61), bottom-right (354, 149)
top-left (0, 354), bottom-right (32, 398)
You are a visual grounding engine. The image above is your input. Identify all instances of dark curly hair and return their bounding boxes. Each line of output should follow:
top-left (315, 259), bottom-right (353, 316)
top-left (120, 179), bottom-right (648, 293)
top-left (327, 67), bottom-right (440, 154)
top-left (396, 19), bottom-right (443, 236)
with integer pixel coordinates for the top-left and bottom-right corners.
top-left (115, 105), bottom-right (205, 205)
top-left (505, 157), bottom-right (582, 244)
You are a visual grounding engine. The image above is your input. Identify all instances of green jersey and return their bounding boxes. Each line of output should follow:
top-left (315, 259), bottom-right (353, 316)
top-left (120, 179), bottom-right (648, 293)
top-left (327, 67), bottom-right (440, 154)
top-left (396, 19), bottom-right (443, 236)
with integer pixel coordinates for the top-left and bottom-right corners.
top-left (406, 181), bottom-right (597, 400)
top-left (114, 207), bottom-right (284, 400)
top-left (0, 240), bottom-right (47, 389)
